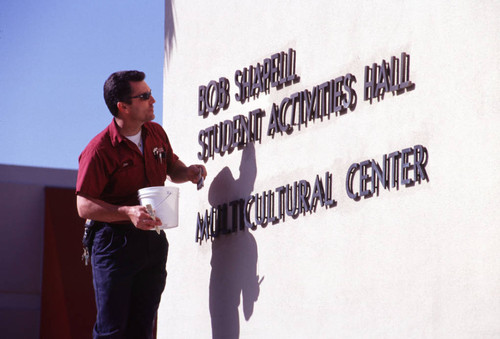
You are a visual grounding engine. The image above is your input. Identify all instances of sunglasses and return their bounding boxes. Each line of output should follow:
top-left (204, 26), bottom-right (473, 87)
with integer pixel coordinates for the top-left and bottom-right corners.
top-left (130, 90), bottom-right (152, 100)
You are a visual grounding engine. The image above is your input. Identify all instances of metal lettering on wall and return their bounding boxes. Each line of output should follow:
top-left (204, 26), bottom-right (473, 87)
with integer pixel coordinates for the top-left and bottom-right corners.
top-left (197, 50), bottom-right (413, 162)
top-left (195, 50), bottom-right (426, 243)
top-left (196, 172), bottom-right (336, 242)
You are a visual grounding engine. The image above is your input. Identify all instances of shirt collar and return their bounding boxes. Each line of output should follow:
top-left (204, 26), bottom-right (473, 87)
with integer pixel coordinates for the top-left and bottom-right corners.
top-left (109, 118), bottom-right (151, 147)
top-left (109, 118), bottom-right (125, 147)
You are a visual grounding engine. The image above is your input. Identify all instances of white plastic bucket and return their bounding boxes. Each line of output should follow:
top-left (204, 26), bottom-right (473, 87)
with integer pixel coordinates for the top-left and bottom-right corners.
top-left (137, 186), bottom-right (179, 229)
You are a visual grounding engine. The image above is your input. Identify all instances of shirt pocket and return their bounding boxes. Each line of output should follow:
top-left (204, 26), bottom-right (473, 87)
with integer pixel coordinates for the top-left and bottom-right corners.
top-left (147, 150), bottom-right (168, 185)
top-left (110, 160), bottom-right (145, 193)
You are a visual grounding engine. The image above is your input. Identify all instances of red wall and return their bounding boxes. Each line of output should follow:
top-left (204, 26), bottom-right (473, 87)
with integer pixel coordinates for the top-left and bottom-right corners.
top-left (40, 187), bottom-right (95, 338)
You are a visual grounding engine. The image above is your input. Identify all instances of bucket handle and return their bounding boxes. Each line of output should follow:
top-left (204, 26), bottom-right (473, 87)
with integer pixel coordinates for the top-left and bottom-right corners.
top-left (153, 191), bottom-right (173, 208)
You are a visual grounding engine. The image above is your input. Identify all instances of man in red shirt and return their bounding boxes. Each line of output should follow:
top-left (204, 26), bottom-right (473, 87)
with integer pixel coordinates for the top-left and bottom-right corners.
top-left (76, 70), bottom-right (206, 338)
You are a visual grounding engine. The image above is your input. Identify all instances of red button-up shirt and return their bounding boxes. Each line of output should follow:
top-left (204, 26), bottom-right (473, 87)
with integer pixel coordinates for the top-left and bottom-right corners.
top-left (76, 120), bottom-right (179, 206)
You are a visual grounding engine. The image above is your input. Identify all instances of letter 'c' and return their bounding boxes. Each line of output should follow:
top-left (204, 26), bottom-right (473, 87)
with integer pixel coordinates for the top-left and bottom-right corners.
top-left (346, 163), bottom-right (360, 200)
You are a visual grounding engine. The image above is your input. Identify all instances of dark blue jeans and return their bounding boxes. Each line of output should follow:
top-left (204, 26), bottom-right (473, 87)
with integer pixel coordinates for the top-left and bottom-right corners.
top-left (91, 223), bottom-right (168, 339)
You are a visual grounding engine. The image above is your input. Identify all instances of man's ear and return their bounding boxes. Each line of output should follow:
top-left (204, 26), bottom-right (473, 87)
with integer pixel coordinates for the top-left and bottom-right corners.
top-left (117, 101), bottom-right (128, 114)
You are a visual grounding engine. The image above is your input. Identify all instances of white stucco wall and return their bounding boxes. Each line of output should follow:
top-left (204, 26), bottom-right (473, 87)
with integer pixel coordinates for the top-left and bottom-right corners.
top-left (160, 1), bottom-right (499, 338)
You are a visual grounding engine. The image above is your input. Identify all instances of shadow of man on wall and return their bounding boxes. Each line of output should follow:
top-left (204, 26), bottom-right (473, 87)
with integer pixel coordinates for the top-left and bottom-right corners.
top-left (208, 143), bottom-right (261, 339)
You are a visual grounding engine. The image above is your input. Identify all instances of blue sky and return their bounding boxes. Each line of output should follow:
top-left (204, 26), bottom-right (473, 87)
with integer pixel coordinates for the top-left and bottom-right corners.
top-left (0, 0), bottom-right (165, 170)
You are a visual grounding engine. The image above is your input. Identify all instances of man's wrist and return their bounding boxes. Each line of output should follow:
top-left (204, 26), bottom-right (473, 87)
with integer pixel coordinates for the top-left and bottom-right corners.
top-left (117, 205), bottom-right (132, 220)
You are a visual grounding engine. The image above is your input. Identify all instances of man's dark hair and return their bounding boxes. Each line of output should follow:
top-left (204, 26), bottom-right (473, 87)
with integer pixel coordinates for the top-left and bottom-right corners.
top-left (103, 70), bottom-right (146, 116)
